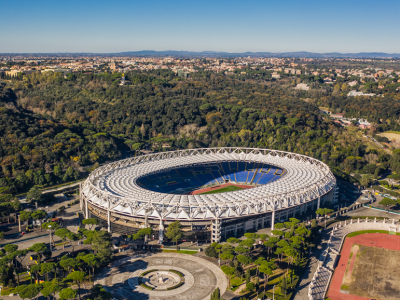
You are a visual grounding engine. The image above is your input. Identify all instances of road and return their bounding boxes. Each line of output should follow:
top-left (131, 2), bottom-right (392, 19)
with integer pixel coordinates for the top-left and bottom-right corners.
top-left (367, 135), bottom-right (391, 154)
top-left (1, 196), bottom-right (81, 248)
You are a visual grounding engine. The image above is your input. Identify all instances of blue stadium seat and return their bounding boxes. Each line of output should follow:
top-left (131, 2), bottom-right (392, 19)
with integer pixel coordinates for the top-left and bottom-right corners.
top-left (212, 171), bottom-right (224, 183)
top-left (235, 171), bottom-right (248, 183)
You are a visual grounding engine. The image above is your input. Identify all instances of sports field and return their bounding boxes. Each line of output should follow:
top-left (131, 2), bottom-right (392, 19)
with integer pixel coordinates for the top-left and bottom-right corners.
top-left (187, 182), bottom-right (253, 195)
top-left (327, 233), bottom-right (400, 300)
top-left (199, 185), bottom-right (244, 194)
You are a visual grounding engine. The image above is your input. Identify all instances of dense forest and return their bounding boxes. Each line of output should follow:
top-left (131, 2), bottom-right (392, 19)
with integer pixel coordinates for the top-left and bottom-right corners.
top-left (1, 69), bottom-right (400, 215)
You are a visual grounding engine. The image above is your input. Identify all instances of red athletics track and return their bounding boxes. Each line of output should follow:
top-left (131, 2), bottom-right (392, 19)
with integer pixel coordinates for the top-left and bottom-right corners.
top-left (327, 233), bottom-right (400, 300)
top-left (186, 182), bottom-right (253, 195)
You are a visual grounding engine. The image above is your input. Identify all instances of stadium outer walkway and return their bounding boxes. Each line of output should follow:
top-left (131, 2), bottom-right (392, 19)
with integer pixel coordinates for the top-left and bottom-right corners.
top-left (327, 233), bottom-right (400, 300)
top-left (294, 230), bottom-right (331, 300)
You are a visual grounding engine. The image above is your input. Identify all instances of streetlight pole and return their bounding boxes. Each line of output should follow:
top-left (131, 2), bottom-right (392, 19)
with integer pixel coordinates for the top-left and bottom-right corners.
top-left (273, 285), bottom-right (275, 300)
top-left (48, 225), bottom-right (52, 251)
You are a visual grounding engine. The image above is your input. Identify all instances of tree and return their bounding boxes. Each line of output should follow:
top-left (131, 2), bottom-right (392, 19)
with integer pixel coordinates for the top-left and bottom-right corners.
top-left (220, 252), bottom-right (234, 261)
top-left (31, 210), bottom-right (46, 232)
top-left (4, 244), bottom-right (18, 254)
top-left (41, 262), bottom-right (55, 281)
top-left (271, 230), bottom-right (284, 236)
top-left (379, 197), bottom-right (396, 213)
top-left (60, 257), bottom-right (78, 275)
top-left (91, 284), bottom-right (112, 300)
top-left (259, 261), bottom-right (277, 289)
top-left (0, 231), bottom-right (4, 241)
top-left (245, 267), bottom-right (251, 284)
top-left (211, 287), bottom-right (222, 300)
top-left (264, 239), bottom-right (277, 259)
top-left (82, 218), bottom-right (99, 230)
top-left (220, 265), bottom-right (235, 277)
top-left (19, 211), bottom-right (32, 222)
top-left (55, 228), bottom-right (70, 250)
top-left (26, 186), bottom-right (42, 203)
top-left (205, 245), bottom-right (218, 258)
top-left (240, 238), bottom-right (255, 249)
top-left (315, 208), bottom-right (334, 228)
top-left (31, 264), bottom-right (41, 283)
top-left (41, 279), bottom-right (61, 299)
top-left (226, 237), bottom-right (240, 244)
top-left (311, 219), bottom-right (317, 228)
top-left (91, 230), bottom-right (112, 263)
top-left (230, 277), bottom-right (242, 288)
top-left (360, 176), bottom-right (373, 187)
top-left (59, 287), bottom-right (78, 300)
top-left (54, 165), bottom-right (62, 177)
top-left (66, 232), bottom-right (81, 253)
top-left (237, 255), bottom-right (253, 265)
top-left (28, 243), bottom-right (47, 264)
top-left (295, 226), bottom-right (310, 237)
top-left (281, 276), bottom-right (287, 297)
top-left (165, 220), bottom-right (183, 250)
top-left (246, 281), bottom-right (255, 292)
top-left (234, 246), bottom-right (250, 255)
top-left (82, 254), bottom-right (99, 282)
top-left (15, 284), bottom-right (42, 300)
top-left (67, 271), bottom-right (86, 299)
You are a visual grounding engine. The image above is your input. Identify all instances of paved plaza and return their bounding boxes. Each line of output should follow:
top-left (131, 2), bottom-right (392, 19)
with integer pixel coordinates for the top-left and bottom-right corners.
top-left (95, 252), bottom-right (228, 300)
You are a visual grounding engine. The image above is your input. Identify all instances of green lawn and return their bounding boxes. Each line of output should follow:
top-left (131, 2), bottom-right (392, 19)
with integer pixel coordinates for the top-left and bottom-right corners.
top-left (346, 230), bottom-right (399, 238)
top-left (199, 186), bottom-right (244, 194)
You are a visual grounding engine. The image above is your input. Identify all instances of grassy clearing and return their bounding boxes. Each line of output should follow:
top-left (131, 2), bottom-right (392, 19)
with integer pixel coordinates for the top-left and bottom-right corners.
top-left (199, 186), bottom-right (244, 194)
top-left (346, 230), bottom-right (390, 238)
top-left (341, 284), bottom-right (350, 291)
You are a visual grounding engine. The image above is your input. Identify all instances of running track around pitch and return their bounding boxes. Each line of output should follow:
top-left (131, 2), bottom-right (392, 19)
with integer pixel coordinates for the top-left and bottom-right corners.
top-left (327, 233), bottom-right (400, 300)
top-left (187, 182), bottom-right (253, 195)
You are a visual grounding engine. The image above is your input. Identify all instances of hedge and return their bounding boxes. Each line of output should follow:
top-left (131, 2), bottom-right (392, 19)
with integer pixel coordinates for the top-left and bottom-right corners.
top-left (140, 283), bottom-right (154, 290)
top-left (167, 281), bottom-right (184, 290)
top-left (140, 269), bottom-right (157, 277)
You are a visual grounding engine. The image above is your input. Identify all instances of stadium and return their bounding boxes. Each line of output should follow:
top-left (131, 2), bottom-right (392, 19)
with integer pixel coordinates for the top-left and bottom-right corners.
top-left (79, 148), bottom-right (338, 243)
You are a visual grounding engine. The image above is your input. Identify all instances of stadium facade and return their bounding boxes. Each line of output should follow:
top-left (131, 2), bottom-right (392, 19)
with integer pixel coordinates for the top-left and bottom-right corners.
top-left (80, 148), bottom-right (338, 243)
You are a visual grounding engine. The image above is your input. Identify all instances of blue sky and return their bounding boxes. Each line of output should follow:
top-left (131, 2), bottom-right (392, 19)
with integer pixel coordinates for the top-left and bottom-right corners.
top-left (1, 0), bottom-right (399, 53)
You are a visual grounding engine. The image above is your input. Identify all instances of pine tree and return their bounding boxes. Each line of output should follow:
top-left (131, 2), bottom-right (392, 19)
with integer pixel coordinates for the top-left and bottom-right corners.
top-left (311, 219), bottom-right (317, 228)
top-left (245, 268), bottom-right (251, 284)
top-left (211, 287), bottom-right (221, 300)
top-left (281, 276), bottom-right (287, 297)
top-left (290, 224), bottom-right (295, 235)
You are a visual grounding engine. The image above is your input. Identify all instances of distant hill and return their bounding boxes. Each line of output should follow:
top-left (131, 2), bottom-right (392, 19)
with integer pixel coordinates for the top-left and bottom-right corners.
top-left (116, 50), bottom-right (400, 58)
top-left (2, 50), bottom-right (400, 58)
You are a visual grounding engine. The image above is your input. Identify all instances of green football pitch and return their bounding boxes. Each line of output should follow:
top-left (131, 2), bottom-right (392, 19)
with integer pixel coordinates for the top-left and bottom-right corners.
top-left (199, 186), bottom-right (244, 194)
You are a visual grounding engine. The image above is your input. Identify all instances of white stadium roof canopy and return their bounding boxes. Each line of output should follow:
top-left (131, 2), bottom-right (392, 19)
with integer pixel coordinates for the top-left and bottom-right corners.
top-left (82, 148), bottom-right (336, 220)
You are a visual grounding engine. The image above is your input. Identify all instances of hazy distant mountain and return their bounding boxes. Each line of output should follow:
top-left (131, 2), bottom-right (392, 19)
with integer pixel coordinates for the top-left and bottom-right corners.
top-left (117, 50), bottom-right (400, 58)
top-left (2, 51), bottom-right (400, 58)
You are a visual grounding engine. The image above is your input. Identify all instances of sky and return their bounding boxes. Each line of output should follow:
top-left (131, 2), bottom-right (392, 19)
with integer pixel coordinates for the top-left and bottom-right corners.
top-left (1, 0), bottom-right (400, 54)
